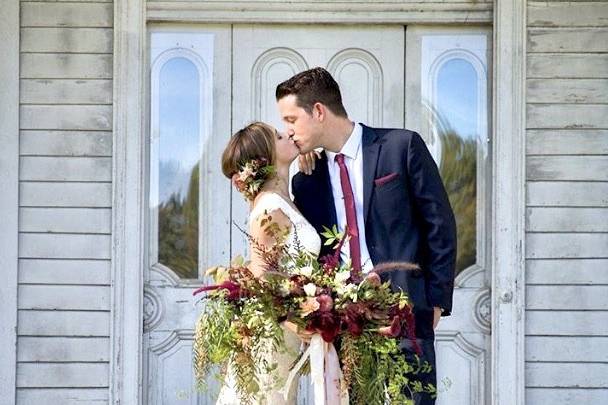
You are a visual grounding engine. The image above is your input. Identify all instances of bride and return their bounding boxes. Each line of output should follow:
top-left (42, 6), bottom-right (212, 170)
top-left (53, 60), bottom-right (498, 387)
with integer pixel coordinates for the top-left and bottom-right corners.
top-left (218, 121), bottom-right (321, 405)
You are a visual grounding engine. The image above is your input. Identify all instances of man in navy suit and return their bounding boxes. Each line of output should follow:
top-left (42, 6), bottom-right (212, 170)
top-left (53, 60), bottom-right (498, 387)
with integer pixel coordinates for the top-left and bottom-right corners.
top-left (276, 67), bottom-right (457, 405)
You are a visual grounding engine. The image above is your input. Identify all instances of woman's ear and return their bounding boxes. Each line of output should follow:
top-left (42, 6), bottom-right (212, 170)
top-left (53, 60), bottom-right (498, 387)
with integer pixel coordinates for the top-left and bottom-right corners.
top-left (231, 173), bottom-right (239, 187)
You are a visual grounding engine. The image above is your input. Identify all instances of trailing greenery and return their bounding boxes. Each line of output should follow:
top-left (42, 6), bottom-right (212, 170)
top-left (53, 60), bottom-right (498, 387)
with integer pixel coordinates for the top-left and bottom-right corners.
top-left (194, 286), bottom-right (287, 405)
top-left (339, 331), bottom-right (435, 405)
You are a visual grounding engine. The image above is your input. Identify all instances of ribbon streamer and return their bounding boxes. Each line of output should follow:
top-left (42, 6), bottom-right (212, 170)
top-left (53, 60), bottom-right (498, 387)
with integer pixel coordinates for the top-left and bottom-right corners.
top-left (281, 334), bottom-right (349, 404)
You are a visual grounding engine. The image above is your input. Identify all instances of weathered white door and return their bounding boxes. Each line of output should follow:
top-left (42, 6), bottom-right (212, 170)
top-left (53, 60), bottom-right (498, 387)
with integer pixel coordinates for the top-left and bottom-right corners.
top-left (144, 26), bottom-right (233, 404)
top-left (406, 26), bottom-right (493, 405)
top-left (144, 24), bottom-right (491, 405)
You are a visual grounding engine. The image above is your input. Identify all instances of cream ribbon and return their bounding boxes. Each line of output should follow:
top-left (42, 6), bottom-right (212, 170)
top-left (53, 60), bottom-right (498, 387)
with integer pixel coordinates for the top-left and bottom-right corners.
top-left (281, 334), bottom-right (349, 404)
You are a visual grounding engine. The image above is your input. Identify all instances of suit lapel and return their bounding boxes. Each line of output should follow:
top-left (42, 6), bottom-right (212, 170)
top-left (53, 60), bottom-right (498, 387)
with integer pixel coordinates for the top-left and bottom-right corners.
top-left (362, 125), bottom-right (380, 221)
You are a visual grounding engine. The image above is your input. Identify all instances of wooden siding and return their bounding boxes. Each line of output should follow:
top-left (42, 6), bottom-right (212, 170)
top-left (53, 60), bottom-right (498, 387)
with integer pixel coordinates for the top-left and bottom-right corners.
top-left (17, 1), bottom-right (113, 403)
top-left (526, 1), bottom-right (608, 403)
top-left (11, 0), bottom-right (608, 403)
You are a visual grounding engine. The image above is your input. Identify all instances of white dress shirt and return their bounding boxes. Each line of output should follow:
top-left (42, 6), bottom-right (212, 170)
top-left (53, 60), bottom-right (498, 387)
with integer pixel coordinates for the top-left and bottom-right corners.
top-left (325, 123), bottom-right (374, 273)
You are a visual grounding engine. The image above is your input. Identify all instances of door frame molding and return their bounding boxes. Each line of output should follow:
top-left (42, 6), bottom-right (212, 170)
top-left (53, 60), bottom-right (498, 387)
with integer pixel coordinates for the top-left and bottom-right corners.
top-left (111, 2), bottom-right (525, 404)
top-left (147, 1), bottom-right (492, 24)
top-left (490, 1), bottom-right (526, 405)
top-left (0, 0), bottom-right (20, 402)
top-left (110, 0), bottom-right (147, 403)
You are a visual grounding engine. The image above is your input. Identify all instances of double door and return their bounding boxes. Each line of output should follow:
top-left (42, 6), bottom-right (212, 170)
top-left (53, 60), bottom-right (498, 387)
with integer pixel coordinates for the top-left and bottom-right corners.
top-left (145, 24), bottom-right (491, 405)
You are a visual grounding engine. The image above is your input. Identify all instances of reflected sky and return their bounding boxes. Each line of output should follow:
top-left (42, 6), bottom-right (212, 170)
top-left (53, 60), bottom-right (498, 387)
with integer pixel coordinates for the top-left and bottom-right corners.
top-left (436, 58), bottom-right (478, 140)
top-left (159, 57), bottom-right (200, 204)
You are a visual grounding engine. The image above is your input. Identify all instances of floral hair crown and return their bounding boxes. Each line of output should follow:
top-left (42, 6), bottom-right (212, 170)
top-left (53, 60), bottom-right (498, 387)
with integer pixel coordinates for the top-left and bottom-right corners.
top-left (232, 158), bottom-right (275, 201)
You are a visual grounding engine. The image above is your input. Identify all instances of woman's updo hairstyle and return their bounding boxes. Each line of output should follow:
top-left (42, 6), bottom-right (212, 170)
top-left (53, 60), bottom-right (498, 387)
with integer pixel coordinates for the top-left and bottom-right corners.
top-left (221, 122), bottom-right (277, 179)
top-left (221, 122), bottom-right (277, 201)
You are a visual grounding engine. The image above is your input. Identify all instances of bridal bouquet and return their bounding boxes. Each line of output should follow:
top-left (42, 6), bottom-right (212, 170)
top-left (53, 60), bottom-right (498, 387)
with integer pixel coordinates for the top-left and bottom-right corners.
top-left (193, 220), bottom-right (436, 405)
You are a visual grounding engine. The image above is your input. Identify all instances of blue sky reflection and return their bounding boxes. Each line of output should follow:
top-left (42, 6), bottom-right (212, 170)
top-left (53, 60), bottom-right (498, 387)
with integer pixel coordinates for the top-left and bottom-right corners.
top-left (436, 58), bottom-right (478, 140)
top-left (159, 57), bottom-right (201, 205)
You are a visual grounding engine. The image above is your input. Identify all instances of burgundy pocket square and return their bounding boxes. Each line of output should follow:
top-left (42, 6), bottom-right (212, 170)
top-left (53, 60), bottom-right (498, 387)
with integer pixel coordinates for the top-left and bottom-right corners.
top-left (374, 172), bottom-right (399, 186)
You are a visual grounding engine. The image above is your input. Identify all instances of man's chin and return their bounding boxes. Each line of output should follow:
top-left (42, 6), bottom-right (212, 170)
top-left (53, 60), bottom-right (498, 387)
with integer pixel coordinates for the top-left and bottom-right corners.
top-left (297, 145), bottom-right (312, 154)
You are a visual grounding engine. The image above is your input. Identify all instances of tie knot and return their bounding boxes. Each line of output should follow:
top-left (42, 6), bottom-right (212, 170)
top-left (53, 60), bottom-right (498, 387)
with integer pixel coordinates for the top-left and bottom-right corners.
top-left (335, 153), bottom-right (345, 165)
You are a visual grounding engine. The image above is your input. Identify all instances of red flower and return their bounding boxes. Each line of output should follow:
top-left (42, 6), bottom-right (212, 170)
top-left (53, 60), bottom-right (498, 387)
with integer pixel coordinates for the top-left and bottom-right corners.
top-left (344, 317), bottom-right (363, 336)
top-left (307, 311), bottom-right (341, 343)
top-left (342, 302), bottom-right (369, 337)
top-left (386, 303), bottom-right (421, 355)
top-left (193, 280), bottom-right (242, 301)
top-left (316, 294), bottom-right (334, 312)
top-left (378, 316), bottom-right (402, 337)
top-left (319, 253), bottom-right (339, 273)
top-left (402, 304), bottom-right (421, 355)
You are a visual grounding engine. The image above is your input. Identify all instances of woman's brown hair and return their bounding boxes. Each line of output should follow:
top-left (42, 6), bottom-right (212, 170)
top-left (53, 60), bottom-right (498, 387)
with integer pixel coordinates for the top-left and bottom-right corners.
top-left (221, 121), bottom-right (277, 179)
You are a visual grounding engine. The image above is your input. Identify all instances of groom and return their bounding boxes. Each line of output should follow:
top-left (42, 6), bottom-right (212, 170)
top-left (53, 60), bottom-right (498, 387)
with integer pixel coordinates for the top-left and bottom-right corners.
top-left (276, 67), bottom-right (457, 405)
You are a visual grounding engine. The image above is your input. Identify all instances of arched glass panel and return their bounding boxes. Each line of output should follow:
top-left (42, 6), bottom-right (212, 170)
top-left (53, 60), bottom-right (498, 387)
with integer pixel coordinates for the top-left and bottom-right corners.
top-left (435, 58), bottom-right (478, 274)
top-left (156, 57), bottom-right (200, 279)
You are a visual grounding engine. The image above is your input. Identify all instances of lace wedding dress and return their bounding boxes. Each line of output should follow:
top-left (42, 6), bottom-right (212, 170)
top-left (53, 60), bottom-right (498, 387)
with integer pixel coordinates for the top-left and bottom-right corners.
top-left (215, 192), bottom-right (322, 405)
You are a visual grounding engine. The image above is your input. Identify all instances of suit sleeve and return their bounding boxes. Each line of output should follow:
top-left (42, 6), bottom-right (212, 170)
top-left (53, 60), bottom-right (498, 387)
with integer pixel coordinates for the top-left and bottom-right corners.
top-left (291, 174), bottom-right (302, 211)
top-left (406, 131), bottom-right (457, 315)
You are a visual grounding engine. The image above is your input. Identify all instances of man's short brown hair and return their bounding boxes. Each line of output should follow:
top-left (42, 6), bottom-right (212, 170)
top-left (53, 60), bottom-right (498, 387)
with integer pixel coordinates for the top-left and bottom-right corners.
top-left (275, 67), bottom-right (347, 118)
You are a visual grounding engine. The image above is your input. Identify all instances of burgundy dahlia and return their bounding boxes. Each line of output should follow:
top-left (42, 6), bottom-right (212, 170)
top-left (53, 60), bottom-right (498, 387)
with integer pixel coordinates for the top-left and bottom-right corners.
top-left (342, 302), bottom-right (370, 337)
top-left (316, 294), bottom-right (334, 312)
top-left (307, 311), bottom-right (340, 343)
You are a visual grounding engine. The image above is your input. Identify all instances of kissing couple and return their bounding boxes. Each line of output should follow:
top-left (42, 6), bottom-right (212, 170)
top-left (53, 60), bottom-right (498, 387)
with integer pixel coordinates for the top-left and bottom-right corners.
top-left (217, 67), bottom-right (457, 405)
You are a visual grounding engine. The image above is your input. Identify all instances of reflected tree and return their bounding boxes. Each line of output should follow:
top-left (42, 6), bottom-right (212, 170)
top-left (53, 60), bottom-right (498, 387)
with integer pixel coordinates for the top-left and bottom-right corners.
top-left (158, 163), bottom-right (200, 279)
top-left (438, 127), bottom-right (477, 274)
top-left (425, 104), bottom-right (477, 275)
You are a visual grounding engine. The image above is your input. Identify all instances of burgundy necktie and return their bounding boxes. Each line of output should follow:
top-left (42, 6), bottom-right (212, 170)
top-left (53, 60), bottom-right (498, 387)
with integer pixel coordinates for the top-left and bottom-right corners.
top-left (335, 153), bottom-right (361, 273)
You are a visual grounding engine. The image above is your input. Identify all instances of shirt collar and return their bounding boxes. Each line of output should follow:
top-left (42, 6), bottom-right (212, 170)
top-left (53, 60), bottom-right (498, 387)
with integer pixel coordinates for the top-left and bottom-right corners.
top-left (326, 122), bottom-right (362, 163)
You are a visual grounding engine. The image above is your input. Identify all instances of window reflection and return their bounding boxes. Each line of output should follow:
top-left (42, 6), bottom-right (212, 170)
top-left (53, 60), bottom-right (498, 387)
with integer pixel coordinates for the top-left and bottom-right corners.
top-left (436, 58), bottom-right (478, 274)
top-left (422, 37), bottom-right (487, 275)
top-left (156, 57), bottom-right (200, 279)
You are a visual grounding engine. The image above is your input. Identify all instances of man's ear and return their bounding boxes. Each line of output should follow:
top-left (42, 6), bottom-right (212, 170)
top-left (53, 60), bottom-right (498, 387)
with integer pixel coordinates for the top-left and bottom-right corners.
top-left (313, 102), bottom-right (325, 122)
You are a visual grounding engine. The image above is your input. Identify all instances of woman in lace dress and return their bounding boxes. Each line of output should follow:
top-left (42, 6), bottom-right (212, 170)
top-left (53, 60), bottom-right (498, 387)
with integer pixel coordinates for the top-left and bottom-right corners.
top-left (219, 122), bottom-right (321, 405)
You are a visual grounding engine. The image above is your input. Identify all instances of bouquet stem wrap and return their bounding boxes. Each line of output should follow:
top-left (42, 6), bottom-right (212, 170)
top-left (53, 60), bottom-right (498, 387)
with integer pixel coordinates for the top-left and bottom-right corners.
top-left (281, 334), bottom-right (349, 405)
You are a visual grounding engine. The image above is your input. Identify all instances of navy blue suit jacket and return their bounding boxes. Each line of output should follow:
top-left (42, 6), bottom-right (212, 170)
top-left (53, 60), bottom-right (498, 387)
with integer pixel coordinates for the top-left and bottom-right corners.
top-left (292, 125), bottom-right (457, 338)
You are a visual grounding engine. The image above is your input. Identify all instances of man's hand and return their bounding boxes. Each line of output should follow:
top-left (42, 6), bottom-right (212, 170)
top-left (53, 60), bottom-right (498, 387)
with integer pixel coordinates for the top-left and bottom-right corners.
top-left (298, 150), bottom-right (322, 175)
top-left (433, 307), bottom-right (442, 329)
top-left (282, 320), bottom-right (314, 343)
